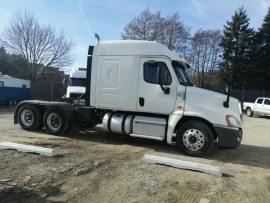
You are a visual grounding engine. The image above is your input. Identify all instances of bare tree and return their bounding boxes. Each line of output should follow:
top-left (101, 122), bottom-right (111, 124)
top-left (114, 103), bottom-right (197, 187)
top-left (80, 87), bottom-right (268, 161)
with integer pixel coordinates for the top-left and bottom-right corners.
top-left (160, 13), bottom-right (191, 52)
top-left (121, 8), bottom-right (190, 54)
top-left (0, 11), bottom-right (74, 81)
top-left (121, 7), bottom-right (161, 40)
top-left (189, 29), bottom-right (222, 88)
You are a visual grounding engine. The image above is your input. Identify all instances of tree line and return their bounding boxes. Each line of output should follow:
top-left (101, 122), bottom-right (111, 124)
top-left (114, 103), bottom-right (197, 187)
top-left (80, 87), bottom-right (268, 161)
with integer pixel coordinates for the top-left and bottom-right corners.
top-left (221, 6), bottom-right (270, 91)
top-left (1, 7), bottom-right (270, 90)
top-left (0, 12), bottom-right (74, 82)
top-left (121, 7), bottom-right (270, 91)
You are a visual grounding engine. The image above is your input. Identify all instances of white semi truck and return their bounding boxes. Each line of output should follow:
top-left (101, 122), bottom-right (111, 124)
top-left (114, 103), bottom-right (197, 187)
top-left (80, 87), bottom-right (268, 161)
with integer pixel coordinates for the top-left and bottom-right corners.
top-left (65, 67), bottom-right (86, 99)
top-left (14, 40), bottom-right (243, 157)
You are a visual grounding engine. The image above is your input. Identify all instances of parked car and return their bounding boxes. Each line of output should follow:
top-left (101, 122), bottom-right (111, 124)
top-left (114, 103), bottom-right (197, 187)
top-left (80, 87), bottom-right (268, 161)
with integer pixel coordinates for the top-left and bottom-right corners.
top-left (243, 97), bottom-right (270, 117)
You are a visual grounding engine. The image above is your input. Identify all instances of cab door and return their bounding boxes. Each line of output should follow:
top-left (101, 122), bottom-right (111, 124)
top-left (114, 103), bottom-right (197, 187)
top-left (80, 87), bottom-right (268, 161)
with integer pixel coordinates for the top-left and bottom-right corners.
top-left (262, 99), bottom-right (270, 115)
top-left (136, 58), bottom-right (177, 115)
top-left (254, 98), bottom-right (264, 114)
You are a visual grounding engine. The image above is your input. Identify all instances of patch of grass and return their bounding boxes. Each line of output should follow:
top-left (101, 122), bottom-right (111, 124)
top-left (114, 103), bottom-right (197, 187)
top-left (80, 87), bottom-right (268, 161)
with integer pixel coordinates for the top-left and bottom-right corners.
top-left (266, 176), bottom-right (270, 191)
top-left (0, 163), bottom-right (7, 170)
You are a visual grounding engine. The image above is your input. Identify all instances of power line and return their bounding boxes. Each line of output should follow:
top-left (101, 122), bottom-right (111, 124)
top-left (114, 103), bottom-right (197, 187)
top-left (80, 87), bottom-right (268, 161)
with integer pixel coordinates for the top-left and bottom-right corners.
top-left (78, 3), bottom-right (93, 37)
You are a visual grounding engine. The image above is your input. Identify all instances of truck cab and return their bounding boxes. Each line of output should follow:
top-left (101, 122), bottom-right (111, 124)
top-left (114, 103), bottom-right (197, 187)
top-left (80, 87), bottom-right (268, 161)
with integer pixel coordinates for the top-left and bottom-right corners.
top-left (14, 40), bottom-right (243, 157)
top-left (65, 67), bottom-right (86, 99)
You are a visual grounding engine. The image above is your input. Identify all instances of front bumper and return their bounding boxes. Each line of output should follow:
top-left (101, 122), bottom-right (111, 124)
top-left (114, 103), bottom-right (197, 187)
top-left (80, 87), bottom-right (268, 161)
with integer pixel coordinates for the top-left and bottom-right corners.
top-left (214, 125), bottom-right (243, 148)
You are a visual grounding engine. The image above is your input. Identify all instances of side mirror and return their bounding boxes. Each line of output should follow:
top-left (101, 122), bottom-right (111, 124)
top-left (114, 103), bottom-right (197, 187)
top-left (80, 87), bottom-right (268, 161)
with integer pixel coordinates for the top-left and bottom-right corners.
top-left (63, 78), bottom-right (69, 88)
top-left (223, 85), bottom-right (231, 108)
top-left (147, 60), bottom-right (156, 67)
top-left (158, 67), bottom-right (170, 95)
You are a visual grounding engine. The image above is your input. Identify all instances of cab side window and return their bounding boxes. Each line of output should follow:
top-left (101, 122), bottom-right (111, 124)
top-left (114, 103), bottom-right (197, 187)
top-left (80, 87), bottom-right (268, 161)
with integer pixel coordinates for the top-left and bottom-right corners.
top-left (144, 62), bottom-right (172, 85)
top-left (257, 99), bottom-right (263, 104)
top-left (264, 99), bottom-right (270, 105)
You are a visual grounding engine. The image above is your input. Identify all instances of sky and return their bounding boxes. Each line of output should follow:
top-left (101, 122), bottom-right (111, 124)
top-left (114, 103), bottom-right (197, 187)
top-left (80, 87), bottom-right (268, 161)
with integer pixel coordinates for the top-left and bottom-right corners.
top-left (0, 0), bottom-right (270, 73)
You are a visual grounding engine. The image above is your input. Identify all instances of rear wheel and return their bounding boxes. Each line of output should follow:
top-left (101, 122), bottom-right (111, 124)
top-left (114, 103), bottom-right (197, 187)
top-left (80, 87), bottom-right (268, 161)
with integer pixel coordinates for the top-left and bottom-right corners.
top-left (17, 104), bottom-right (42, 131)
top-left (63, 122), bottom-right (72, 134)
top-left (176, 121), bottom-right (214, 157)
top-left (43, 107), bottom-right (69, 135)
top-left (246, 108), bottom-right (253, 117)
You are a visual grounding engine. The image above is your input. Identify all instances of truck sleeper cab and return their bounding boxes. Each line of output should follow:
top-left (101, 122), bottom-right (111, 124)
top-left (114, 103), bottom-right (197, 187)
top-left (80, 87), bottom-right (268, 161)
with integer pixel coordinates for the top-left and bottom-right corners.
top-left (14, 40), bottom-right (243, 157)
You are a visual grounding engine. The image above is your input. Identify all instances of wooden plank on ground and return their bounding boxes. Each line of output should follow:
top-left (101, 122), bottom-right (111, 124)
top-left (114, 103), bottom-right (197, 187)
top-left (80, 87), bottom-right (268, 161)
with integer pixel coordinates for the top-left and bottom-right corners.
top-left (0, 142), bottom-right (58, 157)
top-left (142, 154), bottom-right (222, 177)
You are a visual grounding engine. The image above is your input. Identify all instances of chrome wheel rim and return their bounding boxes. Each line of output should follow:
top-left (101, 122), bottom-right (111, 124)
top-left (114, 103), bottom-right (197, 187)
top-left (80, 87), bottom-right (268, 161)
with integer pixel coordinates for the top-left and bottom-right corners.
top-left (21, 110), bottom-right (34, 126)
top-left (47, 113), bottom-right (62, 131)
top-left (183, 129), bottom-right (205, 151)
top-left (247, 109), bottom-right (251, 116)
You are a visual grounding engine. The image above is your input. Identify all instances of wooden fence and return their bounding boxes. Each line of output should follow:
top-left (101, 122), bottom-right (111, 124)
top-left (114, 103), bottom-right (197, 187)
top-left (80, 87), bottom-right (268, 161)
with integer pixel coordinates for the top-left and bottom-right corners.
top-left (30, 82), bottom-right (64, 101)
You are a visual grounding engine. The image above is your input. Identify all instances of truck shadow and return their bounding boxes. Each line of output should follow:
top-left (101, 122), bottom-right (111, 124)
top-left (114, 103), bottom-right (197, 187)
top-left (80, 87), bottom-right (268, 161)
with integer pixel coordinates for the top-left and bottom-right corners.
top-left (0, 106), bottom-right (16, 114)
top-left (0, 185), bottom-right (64, 203)
top-left (59, 126), bottom-right (270, 170)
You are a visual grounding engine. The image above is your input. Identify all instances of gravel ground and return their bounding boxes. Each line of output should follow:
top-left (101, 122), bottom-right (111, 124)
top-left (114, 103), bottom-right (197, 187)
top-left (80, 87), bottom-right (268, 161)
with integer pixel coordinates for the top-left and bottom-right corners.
top-left (0, 107), bottom-right (269, 203)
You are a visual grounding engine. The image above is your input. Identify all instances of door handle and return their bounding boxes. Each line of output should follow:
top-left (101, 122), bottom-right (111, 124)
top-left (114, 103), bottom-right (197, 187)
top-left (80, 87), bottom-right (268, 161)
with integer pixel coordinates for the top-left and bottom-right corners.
top-left (139, 97), bottom-right (145, 107)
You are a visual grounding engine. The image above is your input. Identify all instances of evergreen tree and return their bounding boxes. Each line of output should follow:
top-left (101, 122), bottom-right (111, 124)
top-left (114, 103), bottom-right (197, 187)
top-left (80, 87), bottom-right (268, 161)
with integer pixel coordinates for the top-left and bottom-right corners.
top-left (0, 46), bottom-right (27, 79)
top-left (255, 8), bottom-right (270, 90)
top-left (220, 6), bottom-right (255, 90)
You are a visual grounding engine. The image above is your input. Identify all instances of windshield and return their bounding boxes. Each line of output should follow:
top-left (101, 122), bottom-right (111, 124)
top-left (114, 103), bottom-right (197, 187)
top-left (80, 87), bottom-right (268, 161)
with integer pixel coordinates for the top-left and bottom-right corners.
top-left (172, 61), bottom-right (193, 86)
top-left (69, 78), bottom-right (86, 87)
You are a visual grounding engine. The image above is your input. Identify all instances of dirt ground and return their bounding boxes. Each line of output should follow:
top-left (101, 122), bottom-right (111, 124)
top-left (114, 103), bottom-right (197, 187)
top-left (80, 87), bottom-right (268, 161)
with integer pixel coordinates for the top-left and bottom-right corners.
top-left (0, 106), bottom-right (269, 203)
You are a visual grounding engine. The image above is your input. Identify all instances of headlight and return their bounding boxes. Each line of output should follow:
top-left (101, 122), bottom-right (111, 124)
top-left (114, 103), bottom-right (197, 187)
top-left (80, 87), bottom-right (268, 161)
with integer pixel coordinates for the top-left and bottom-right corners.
top-left (226, 115), bottom-right (241, 128)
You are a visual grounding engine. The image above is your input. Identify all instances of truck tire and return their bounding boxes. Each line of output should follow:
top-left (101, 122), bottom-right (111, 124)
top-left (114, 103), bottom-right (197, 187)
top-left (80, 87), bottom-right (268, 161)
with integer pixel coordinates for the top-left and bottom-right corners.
top-left (17, 104), bottom-right (42, 131)
top-left (43, 107), bottom-right (69, 135)
top-left (63, 121), bottom-right (72, 134)
top-left (246, 108), bottom-right (253, 117)
top-left (176, 121), bottom-right (214, 157)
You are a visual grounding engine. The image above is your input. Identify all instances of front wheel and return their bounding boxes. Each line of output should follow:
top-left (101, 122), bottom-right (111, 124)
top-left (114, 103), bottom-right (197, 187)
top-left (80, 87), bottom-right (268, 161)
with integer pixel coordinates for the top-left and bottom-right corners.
top-left (246, 108), bottom-right (253, 117)
top-left (176, 121), bottom-right (214, 157)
